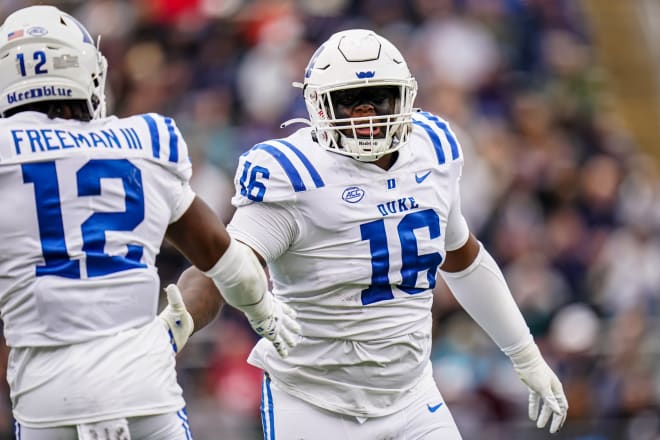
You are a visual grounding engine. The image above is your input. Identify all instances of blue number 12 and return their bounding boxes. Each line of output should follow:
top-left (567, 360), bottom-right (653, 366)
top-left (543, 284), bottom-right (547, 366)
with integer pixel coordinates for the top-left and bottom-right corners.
top-left (17, 51), bottom-right (48, 77)
top-left (22, 159), bottom-right (146, 279)
top-left (360, 209), bottom-right (443, 305)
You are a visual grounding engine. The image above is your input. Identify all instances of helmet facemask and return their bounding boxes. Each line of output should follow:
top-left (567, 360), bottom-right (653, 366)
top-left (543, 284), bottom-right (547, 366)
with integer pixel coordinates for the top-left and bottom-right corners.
top-left (305, 81), bottom-right (417, 162)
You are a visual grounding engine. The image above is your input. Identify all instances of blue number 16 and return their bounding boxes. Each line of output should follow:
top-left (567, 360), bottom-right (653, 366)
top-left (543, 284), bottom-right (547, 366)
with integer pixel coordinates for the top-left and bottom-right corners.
top-left (22, 159), bottom-right (146, 279)
top-left (360, 209), bottom-right (443, 305)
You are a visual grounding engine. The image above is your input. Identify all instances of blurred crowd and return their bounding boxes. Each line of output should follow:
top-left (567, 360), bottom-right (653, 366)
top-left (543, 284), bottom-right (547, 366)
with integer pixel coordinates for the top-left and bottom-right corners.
top-left (0, 0), bottom-right (659, 439)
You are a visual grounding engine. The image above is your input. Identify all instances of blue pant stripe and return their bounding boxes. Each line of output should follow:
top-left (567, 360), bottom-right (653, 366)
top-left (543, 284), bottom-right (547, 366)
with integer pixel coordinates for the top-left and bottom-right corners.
top-left (261, 373), bottom-right (276, 440)
top-left (261, 378), bottom-right (267, 440)
top-left (176, 407), bottom-right (193, 440)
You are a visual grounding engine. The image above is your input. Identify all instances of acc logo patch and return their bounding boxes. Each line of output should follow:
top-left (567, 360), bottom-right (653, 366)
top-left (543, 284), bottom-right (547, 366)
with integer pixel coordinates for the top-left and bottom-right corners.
top-left (27, 27), bottom-right (48, 37)
top-left (342, 186), bottom-right (365, 203)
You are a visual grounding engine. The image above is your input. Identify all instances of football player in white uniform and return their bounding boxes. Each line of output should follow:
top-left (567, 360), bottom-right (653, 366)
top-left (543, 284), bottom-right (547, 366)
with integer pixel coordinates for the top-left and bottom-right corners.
top-left (176, 29), bottom-right (569, 439)
top-left (0, 5), bottom-right (299, 440)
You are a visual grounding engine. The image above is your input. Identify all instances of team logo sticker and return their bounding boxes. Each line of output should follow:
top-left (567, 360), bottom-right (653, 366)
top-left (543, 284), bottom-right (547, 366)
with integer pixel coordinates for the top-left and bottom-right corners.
top-left (27, 27), bottom-right (48, 37)
top-left (342, 186), bottom-right (365, 203)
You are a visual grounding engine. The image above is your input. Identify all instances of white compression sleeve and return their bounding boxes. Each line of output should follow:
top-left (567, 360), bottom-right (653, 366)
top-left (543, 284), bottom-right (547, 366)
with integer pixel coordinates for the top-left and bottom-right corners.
top-left (440, 243), bottom-right (533, 355)
top-left (203, 239), bottom-right (271, 319)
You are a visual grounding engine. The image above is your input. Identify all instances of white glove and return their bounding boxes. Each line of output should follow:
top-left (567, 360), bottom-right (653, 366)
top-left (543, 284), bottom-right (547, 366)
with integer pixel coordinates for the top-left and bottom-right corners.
top-left (158, 284), bottom-right (194, 354)
top-left (242, 291), bottom-right (301, 358)
top-left (508, 342), bottom-right (568, 434)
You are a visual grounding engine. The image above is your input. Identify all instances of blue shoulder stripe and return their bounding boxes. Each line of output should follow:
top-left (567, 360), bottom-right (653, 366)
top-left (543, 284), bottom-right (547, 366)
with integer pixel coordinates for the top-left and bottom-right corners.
top-left (251, 143), bottom-right (307, 192)
top-left (418, 111), bottom-right (460, 160)
top-left (141, 114), bottom-right (160, 159)
top-left (273, 139), bottom-right (325, 188)
top-left (413, 119), bottom-right (446, 164)
top-left (164, 117), bottom-right (179, 163)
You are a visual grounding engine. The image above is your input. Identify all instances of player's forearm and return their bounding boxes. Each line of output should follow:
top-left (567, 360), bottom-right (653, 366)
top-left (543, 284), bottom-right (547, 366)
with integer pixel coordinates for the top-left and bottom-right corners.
top-left (203, 239), bottom-right (272, 319)
top-left (440, 242), bottom-right (533, 355)
top-left (166, 196), bottom-right (232, 272)
top-left (167, 197), bottom-right (269, 317)
top-left (177, 266), bottom-right (224, 334)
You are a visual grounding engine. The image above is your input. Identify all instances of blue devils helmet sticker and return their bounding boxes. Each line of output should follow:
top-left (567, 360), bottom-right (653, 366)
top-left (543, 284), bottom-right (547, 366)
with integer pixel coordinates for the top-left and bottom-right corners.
top-left (342, 186), bottom-right (365, 203)
top-left (64, 13), bottom-right (93, 44)
top-left (305, 44), bottom-right (326, 79)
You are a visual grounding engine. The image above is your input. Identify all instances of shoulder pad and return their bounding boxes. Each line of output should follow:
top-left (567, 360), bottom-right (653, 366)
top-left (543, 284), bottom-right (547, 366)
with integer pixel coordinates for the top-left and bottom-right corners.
top-left (411, 111), bottom-right (463, 165)
top-left (232, 137), bottom-right (326, 206)
top-left (136, 113), bottom-right (191, 166)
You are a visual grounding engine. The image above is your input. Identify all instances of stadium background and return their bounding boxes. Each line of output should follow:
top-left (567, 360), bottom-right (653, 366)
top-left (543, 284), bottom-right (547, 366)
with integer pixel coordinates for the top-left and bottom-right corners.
top-left (0, 0), bottom-right (659, 439)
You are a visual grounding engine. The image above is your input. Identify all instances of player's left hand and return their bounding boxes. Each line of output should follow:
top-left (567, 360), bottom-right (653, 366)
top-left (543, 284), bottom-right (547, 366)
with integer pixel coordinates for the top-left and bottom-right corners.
top-left (508, 342), bottom-right (568, 434)
top-left (246, 293), bottom-right (301, 358)
top-left (159, 284), bottom-right (194, 354)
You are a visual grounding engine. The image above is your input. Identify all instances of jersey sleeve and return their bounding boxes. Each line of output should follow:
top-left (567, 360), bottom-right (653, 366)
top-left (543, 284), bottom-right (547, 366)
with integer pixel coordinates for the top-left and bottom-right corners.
top-left (445, 179), bottom-right (470, 251)
top-left (412, 110), bottom-right (464, 168)
top-left (231, 140), bottom-right (325, 207)
top-left (138, 113), bottom-right (195, 223)
top-left (227, 202), bottom-right (298, 263)
top-left (413, 111), bottom-right (469, 250)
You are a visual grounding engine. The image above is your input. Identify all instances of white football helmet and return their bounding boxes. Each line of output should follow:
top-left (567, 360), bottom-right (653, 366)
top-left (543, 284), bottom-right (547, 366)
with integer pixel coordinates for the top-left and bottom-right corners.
top-left (0, 5), bottom-right (108, 119)
top-left (299, 29), bottom-right (418, 162)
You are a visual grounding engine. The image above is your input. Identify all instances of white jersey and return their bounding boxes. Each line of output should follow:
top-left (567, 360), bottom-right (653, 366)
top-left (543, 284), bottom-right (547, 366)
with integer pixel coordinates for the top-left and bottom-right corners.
top-left (0, 111), bottom-right (194, 347)
top-left (227, 111), bottom-right (470, 417)
top-left (0, 111), bottom-right (194, 426)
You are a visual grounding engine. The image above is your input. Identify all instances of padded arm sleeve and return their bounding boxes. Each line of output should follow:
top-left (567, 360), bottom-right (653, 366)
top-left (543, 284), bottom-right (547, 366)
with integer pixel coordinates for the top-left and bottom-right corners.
top-left (203, 239), bottom-right (268, 312)
top-left (440, 243), bottom-right (533, 355)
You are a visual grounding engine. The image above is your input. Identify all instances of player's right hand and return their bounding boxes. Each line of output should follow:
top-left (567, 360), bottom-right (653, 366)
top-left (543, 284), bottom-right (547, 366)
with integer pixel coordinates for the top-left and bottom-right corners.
top-left (244, 292), bottom-right (301, 358)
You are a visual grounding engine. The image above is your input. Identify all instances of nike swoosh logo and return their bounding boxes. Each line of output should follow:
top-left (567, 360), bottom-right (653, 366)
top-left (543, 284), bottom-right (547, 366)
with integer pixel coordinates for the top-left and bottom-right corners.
top-left (415, 170), bottom-right (432, 183)
top-left (427, 402), bottom-right (444, 413)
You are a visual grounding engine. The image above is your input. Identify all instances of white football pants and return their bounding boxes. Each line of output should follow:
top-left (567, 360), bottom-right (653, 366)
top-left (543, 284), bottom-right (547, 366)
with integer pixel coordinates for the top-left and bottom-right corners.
top-left (13, 408), bottom-right (193, 440)
top-left (260, 372), bottom-right (463, 440)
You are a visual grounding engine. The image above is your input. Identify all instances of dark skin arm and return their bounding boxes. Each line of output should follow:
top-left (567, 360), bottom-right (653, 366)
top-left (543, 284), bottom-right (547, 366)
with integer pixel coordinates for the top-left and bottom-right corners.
top-left (162, 196), bottom-right (232, 331)
top-left (166, 241), bottom-right (268, 334)
top-left (440, 233), bottom-right (480, 273)
top-left (165, 196), bottom-right (231, 272)
top-left (176, 266), bottom-right (224, 334)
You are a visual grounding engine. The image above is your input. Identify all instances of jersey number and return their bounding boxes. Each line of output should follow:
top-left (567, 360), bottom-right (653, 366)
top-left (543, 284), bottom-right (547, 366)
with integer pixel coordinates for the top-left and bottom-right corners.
top-left (23, 159), bottom-right (146, 279)
top-left (239, 160), bottom-right (269, 202)
top-left (17, 51), bottom-right (48, 77)
top-left (360, 209), bottom-right (443, 305)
